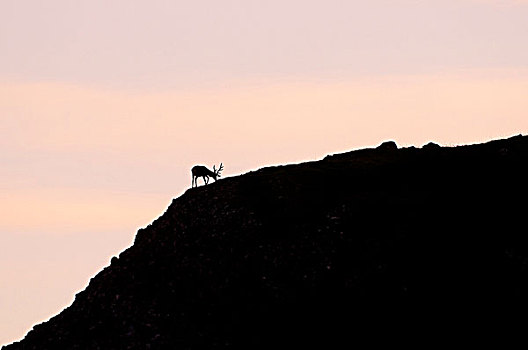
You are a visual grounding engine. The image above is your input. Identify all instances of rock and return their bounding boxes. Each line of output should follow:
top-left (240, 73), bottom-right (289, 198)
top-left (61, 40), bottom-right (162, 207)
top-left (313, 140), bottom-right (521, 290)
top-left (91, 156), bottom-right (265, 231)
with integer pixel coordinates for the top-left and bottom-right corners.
top-left (422, 141), bottom-right (441, 149)
top-left (377, 140), bottom-right (398, 151)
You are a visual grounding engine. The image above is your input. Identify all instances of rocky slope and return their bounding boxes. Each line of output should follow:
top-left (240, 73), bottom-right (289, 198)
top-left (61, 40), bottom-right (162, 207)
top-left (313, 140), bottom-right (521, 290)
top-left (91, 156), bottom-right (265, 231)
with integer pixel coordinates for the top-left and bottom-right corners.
top-left (4, 135), bottom-right (528, 349)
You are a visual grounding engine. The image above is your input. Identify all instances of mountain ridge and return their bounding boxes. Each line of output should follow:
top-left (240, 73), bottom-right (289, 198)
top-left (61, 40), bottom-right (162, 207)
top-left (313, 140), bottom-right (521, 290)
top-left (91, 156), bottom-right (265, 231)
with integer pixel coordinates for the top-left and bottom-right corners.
top-left (4, 135), bottom-right (528, 348)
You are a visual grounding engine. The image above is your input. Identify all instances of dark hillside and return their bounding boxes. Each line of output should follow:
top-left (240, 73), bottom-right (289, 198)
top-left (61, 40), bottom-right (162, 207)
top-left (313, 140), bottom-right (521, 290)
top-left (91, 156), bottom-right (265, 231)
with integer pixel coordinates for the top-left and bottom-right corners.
top-left (4, 135), bottom-right (528, 349)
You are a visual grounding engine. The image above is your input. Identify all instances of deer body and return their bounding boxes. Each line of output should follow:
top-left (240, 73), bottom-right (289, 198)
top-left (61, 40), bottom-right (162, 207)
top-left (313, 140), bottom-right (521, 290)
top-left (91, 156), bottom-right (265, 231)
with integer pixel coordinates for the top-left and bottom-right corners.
top-left (191, 163), bottom-right (223, 187)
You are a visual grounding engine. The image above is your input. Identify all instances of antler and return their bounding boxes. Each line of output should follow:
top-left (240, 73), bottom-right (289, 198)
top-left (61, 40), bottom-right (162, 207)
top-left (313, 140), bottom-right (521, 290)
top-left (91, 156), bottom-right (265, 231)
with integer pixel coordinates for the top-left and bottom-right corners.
top-left (215, 163), bottom-right (224, 177)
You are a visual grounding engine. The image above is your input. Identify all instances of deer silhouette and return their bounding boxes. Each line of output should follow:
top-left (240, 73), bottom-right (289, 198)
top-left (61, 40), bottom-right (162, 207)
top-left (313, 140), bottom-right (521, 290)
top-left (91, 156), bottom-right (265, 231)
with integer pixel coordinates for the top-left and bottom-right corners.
top-left (191, 163), bottom-right (223, 187)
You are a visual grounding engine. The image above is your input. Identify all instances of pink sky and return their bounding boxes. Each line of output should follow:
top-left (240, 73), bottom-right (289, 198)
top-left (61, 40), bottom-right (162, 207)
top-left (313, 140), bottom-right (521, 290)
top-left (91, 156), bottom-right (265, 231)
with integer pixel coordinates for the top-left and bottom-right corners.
top-left (1, 0), bottom-right (528, 345)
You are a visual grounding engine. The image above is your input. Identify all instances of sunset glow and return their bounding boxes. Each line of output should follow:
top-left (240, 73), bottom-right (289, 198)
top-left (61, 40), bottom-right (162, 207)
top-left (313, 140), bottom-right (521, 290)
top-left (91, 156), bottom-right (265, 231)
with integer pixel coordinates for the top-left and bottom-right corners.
top-left (1, 0), bottom-right (528, 345)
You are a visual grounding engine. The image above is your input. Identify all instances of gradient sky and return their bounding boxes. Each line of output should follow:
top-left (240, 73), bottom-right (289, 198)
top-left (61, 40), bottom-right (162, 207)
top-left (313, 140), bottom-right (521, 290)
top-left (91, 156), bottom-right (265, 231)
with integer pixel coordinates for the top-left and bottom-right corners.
top-left (1, 0), bottom-right (528, 345)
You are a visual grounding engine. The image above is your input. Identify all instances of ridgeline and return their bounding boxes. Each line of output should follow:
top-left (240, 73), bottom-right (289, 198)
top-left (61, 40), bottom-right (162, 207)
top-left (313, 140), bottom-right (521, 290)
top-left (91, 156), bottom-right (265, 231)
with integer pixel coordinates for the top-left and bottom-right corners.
top-left (5, 135), bottom-right (528, 349)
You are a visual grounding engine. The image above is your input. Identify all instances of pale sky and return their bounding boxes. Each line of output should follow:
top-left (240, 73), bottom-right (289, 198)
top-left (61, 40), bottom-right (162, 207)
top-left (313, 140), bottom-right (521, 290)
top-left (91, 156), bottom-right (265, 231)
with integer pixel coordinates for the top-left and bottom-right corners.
top-left (1, 0), bottom-right (528, 345)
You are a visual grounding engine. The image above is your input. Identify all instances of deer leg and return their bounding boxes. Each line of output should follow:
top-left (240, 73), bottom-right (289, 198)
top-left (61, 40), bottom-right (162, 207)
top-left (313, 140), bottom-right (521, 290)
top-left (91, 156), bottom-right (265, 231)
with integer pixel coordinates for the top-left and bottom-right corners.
top-left (204, 176), bottom-right (209, 185)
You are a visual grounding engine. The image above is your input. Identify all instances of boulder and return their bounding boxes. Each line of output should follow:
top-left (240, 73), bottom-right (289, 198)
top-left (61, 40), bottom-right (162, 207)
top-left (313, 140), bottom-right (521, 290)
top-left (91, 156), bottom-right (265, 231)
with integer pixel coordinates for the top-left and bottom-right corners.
top-left (377, 140), bottom-right (398, 151)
